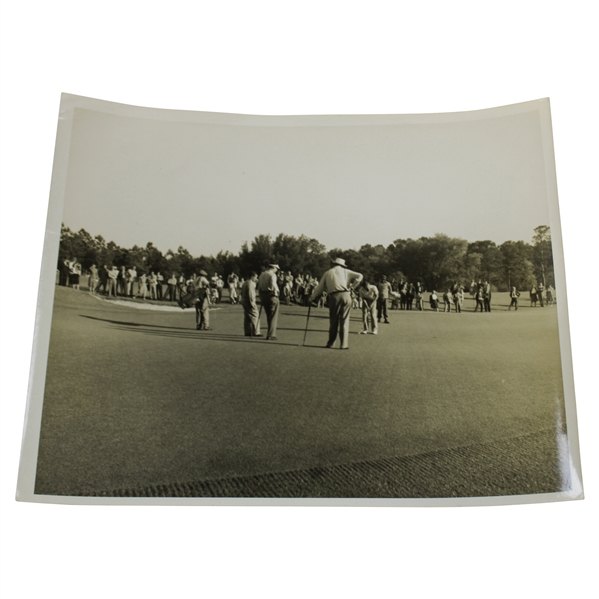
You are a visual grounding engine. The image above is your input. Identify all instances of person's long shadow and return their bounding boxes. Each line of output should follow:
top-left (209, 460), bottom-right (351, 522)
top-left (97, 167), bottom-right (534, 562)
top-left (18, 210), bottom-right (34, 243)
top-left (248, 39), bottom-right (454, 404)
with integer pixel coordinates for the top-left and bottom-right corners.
top-left (82, 314), bottom-right (192, 330)
top-left (80, 315), bottom-right (319, 347)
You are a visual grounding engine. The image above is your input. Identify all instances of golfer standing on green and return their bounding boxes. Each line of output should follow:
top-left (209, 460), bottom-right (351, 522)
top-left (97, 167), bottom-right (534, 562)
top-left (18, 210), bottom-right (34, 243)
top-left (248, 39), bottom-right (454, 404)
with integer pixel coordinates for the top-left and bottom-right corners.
top-left (194, 270), bottom-right (211, 330)
top-left (311, 257), bottom-right (363, 350)
top-left (258, 263), bottom-right (280, 340)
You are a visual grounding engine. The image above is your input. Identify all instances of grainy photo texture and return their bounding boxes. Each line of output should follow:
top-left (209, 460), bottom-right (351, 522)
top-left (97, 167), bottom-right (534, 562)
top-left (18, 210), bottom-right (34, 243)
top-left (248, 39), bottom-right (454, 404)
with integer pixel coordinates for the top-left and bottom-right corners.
top-left (17, 95), bottom-right (583, 505)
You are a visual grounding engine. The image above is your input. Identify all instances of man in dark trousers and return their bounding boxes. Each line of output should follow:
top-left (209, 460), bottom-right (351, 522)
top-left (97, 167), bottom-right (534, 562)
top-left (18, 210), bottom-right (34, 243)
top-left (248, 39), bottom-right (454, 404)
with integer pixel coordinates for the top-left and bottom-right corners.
top-left (257, 263), bottom-right (280, 340)
top-left (310, 257), bottom-right (363, 350)
top-left (483, 280), bottom-right (492, 312)
top-left (377, 275), bottom-right (392, 323)
top-left (194, 270), bottom-right (211, 330)
top-left (240, 272), bottom-right (262, 337)
top-left (537, 281), bottom-right (545, 307)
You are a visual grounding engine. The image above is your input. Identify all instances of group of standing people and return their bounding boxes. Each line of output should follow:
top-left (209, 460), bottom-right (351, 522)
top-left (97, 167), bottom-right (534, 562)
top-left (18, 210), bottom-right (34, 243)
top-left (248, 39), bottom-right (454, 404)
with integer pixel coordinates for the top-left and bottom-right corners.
top-left (58, 258), bottom-right (82, 290)
top-left (188, 264), bottom-right (282, 339)
top-left (529, 282), bottom-right (555, 307)
top-left (61, 255), bottom-right (556, 351)
top-left (86, 264), bottom-right (166, 300)
top-left (235, 258), bottom-right (363, 348)
top-left (427, 283), bottom-right (466, 313)
top-left (388, 280), bottom-right (425, 311)
top-left (60, 260), bottom-right (236, 305)
top-left (472, 280), bottom-right (492, 313)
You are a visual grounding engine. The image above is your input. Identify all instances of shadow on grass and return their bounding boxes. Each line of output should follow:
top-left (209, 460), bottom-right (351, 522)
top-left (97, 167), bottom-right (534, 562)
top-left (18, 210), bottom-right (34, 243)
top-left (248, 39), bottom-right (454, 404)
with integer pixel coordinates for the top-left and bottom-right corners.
top-left (82, 315), bottom-right (193, 330)
top-left (80, 315), bottom-right (331, 348)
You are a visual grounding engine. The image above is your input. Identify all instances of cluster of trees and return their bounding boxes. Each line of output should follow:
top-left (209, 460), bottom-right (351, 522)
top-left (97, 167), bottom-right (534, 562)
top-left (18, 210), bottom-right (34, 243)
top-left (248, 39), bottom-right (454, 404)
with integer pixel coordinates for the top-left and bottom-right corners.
top-left (58, 224), bottom-right (554, 292)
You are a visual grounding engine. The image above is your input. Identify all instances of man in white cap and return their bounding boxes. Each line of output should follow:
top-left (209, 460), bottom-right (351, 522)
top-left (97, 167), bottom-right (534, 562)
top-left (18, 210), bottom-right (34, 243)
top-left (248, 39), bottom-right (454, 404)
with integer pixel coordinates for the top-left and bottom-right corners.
top-left (257, 262), bottom-right (280, 340)
top-left (310, 257), bottom-right (363, 349)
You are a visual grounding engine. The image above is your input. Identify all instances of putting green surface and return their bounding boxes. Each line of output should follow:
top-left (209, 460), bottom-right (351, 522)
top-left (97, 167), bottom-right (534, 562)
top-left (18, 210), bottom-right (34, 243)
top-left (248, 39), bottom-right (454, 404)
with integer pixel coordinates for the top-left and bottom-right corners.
top-left (35, 287), bottom-right (570, 498)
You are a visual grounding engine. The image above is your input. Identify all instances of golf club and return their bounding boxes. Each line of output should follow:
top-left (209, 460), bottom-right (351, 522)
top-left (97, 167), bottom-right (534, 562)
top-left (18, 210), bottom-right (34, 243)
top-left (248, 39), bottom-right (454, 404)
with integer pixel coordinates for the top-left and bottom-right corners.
top-left (302, 301), bottom-right (312, 346)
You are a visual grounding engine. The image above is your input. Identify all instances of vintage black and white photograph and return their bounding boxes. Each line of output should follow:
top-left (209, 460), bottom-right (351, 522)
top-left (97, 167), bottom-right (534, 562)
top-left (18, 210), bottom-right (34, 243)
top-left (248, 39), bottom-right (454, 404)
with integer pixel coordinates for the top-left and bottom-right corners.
top-left (16, 94), bottom-right (582, 505)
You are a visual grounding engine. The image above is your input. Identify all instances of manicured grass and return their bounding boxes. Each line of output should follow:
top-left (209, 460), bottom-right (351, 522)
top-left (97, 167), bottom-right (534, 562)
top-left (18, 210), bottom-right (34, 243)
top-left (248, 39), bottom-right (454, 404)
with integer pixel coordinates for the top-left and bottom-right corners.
top-left (34, 287), bottom-right (568, 497)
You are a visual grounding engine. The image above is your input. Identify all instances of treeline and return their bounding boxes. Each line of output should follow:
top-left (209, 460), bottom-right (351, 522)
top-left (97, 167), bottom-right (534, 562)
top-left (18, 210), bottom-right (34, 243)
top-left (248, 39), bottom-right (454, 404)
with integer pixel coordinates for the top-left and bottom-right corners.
top-left (58, 224), bottom-right (554, 292)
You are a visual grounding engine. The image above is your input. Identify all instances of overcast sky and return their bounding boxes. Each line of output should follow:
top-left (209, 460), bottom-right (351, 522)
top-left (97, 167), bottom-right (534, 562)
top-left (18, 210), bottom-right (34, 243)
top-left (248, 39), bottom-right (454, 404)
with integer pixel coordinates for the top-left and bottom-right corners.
top-left (62, 104), bottom-right (551, 257)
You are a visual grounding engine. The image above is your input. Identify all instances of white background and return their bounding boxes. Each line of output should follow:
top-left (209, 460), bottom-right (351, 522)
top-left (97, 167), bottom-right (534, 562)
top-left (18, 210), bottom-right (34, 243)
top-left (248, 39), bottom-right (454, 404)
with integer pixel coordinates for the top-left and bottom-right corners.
top-left (1, 1), bottom-right (597, 597)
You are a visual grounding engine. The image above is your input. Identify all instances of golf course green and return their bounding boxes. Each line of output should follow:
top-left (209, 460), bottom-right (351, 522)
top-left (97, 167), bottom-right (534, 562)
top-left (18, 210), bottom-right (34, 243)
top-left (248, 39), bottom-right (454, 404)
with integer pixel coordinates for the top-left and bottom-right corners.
top-left (34, 287), bottom-right (570, 498)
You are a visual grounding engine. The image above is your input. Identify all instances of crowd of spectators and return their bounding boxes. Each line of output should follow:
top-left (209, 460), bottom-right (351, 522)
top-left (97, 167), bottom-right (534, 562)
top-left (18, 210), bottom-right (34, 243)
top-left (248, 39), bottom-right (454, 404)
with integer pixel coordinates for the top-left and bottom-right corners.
top-left (58, 257), bottom-right (555, 313)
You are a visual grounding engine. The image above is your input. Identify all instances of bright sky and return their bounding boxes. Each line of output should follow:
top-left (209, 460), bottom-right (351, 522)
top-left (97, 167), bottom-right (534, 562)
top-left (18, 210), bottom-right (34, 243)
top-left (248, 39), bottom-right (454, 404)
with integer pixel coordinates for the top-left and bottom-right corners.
top-left (62, 104), bottom-right (551, 257)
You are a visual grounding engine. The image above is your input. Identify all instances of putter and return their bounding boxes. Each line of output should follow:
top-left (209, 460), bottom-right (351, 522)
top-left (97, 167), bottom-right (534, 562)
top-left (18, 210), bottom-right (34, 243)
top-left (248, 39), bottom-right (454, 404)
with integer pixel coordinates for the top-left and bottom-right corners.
top-left (256, 302), bottom-right (263, 336)
top-left (302, 302), bottom-right (312, 346)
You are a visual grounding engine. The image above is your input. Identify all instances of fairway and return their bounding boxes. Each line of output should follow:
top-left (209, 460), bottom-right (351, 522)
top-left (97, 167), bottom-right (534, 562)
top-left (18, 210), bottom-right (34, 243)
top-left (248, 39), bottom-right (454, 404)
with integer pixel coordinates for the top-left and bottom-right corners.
top-left (34, 287), bottom-right (570, 498)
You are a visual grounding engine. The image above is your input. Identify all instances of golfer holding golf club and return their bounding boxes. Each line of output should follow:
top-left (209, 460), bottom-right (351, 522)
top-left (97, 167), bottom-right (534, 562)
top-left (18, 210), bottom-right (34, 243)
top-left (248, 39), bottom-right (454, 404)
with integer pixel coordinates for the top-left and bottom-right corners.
top-left (310, 257), bottom-right (363, 350)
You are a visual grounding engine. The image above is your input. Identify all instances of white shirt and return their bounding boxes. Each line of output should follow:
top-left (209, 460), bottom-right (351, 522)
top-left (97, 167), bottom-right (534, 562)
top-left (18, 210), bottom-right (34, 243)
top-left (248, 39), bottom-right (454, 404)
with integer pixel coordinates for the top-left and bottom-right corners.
top-left (311, 266), bottom-right (363, 300)
top-left (258, 269), bottom-right (279, 295)
top-left (358, 284), bottom-right (379, 306)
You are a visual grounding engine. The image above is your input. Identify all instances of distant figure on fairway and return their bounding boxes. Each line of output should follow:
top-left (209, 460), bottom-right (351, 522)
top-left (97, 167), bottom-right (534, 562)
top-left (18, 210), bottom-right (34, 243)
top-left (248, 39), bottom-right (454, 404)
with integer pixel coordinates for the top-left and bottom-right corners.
top-left (508, 287), bottom-right (520, 310)
top-left (149, 272), bottom-right (158, 300)
top-left (98, 265), bottom-right (109, 295)
top-left (118, 266), bottom-right (127, 296)
top-left (377, 275), bottom-right (392, 323)
top-left (358, 279), bottom-right (378, 335)
top-left (68, 258), bottom-right (81, 290)
top-left (126, 266), bottom-right (137, 297)
top-left (240, 272), bottom-right (262, 337)
top-left (59, 258), bottom-right (70, 287)
top-left (452, 283), bottom-right (463, 313)
top-left (165, 274), bottom-right (177, 302)
top-left (107, 266), bottom-right (119, 297)
top-left (415, 282), bottom-right (424, 311)
top-left (138, 273), bottom-right (148, 300)
top-left (156, 271), bottom-right (164, 299)
top-left (310, 257), bottom-right (363, 349)
top-left (228, 272), bottom-right (239, 304)
top-left (483, 281), bottom-right (492, 312)
top-left (443, 289), bottom-right (453, 312)
top-left (530, 285), bottom-right (538, 307)
top-left (194, 270), bottom-right (211, 330)
top-left (88, 264), bottom-right (98, 293)
top-left (474, 285), bottom-right (485, 312)
top-left (537, 281), bottom-right (545, 307)
top-left (429, 290), bottom-right (439, 312)
top-left (216, 275), bottom-right (224, 303)
top-left (258, 263), bottom-right (280, 340)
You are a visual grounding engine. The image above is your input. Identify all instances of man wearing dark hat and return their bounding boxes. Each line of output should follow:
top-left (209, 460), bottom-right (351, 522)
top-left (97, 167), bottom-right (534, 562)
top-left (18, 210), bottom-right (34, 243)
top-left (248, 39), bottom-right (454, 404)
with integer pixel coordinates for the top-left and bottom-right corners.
top-left (310, 257), bottom-right (363, 349)
top-left (257, 262), bottom-right (280, 340)
top-left (194, 270), bottom-right (211, 330)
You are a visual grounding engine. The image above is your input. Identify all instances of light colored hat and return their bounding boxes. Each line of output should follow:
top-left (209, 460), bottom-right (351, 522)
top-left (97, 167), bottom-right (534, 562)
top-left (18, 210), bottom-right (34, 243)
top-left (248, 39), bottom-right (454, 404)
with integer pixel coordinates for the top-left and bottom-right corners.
top-left (331, 257), bottom-right (347, 267)
top-left (199, 270), bottom-right (208, 276)
top-left (269, 263), bottom-right (280, 270)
